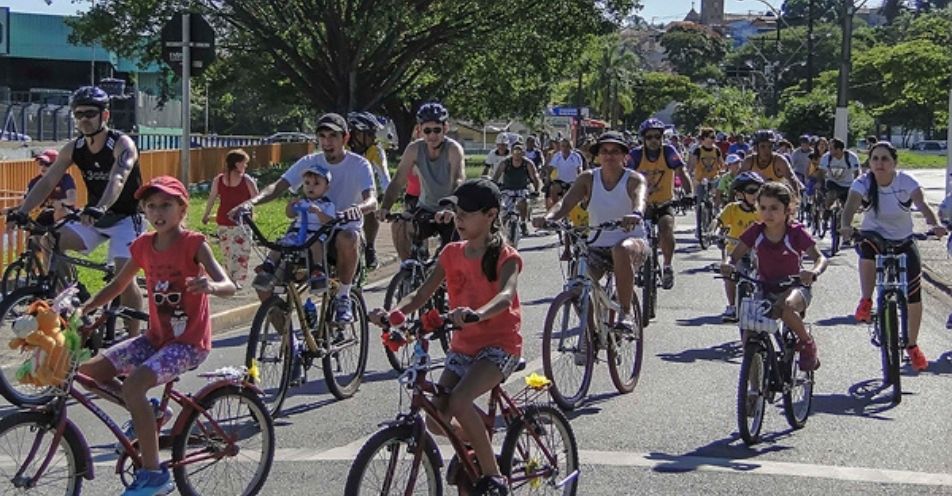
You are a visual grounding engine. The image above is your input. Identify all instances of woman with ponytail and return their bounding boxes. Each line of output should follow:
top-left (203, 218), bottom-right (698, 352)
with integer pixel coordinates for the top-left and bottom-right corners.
top-left (369, 178), bottom-right (522, 495)
top-left (840, 141), bottom-right (947, 371)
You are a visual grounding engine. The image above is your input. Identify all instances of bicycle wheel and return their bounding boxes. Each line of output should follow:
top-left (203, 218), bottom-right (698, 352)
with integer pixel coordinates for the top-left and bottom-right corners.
top-left (383, 269), bottom-right (422, 372)
top-left (737, 341), bottom-right (769, 445)
top-left (881, 298), bottom-right (902, 404)
top-left (783, 336), bottom-right (814, 429)
top-left (696, 202), bottom-right (708, 249)
top-left (829, 209), bottom-right (840, 256)
top-left (344, 424), bottom-right (443, 496)
top-left (500, 404), bottom-right (579, 496)
top-left (0, 286), bottom-right (53, 406)
top-left (640, 257), bottom-right (654, 328)
top-left (541, 291), bottom-right (594, 411)
top-left (172, 385), bottom-right (275, 496)
top-left (508, 216), bottom-right (521, 248)
top-left (244, 296), bottom-right (293, 417)
top-left (608, 299), bottom-right (644, 394)
top-left (323, 288), bottom-right (369, 400)
top-left (1, 258), bottom-right (38, 296)
top-left (0, 410), bottom-right (85, 495)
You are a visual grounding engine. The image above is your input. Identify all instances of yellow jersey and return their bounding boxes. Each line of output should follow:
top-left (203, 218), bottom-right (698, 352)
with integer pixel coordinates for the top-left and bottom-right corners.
top-left (692, 145), bottom-right (723, 183)
top-left (748, 154), bottom-right (784, 182)
top-left (629, 145), bottom-right (684, 206)
top-left (718, 202), bottom-right (760, 252)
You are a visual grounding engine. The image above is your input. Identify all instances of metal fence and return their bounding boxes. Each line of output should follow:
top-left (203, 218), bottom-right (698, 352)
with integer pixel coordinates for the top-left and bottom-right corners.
top-left (0, 102), bottom-right (74, 142)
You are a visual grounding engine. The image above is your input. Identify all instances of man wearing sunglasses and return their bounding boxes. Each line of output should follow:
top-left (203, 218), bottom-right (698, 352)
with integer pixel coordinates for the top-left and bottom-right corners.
top-left (627, 118), bottom-right (692, 290)
top-left (7, 85), bottom-right (145, 336)
top-left (377, 102), bottom-right (466, 260)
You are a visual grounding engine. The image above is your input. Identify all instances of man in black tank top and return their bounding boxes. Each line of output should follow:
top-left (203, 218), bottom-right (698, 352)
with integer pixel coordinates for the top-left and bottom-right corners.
top-left (10, 86), bottom-right (145, 336)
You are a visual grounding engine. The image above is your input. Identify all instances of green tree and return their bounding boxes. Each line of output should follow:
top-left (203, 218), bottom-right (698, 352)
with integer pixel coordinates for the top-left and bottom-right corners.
top-left (659, 22), bottom-right (728, 82)
top-left (673, 86), bottom-right (759, 133)
top-left (780, 0), bottom-right (841, 25)
top-left (625, 72), bottom-right (703, 125)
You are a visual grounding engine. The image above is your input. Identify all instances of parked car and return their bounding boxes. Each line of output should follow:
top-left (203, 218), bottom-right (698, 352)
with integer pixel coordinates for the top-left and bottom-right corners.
top-left (0, 130), bottom-right (32, 142)
top-left (265, 132), bottom-right (314, 143)
top-left (909, 140), bottom-right (947, 154)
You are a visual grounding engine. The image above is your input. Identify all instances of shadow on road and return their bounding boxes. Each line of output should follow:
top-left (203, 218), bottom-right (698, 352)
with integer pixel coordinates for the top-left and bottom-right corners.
top-left (675, 315), bottom-right (726, 327)
top-left (811, 378), bottom-right (899, 419)
top-left (813, 315), bottom-right (856, 327)
top-left (517, 241), bottom-right (560, 253)
top-left (926, 351), bottom-right (952, 375)
top-left (521, 296), bottom-right (556, 307)
top-left (646, 432), bottom-right (794, 474)
top-left (212, 333), bottom-right (248, 350)
top-left (563, 391), bottom-right (625, 420)
top-left (679, 264), bottom-right (717, 276)
top-left (272, 368), bottom-right (399, 419)
top-left (656, 340), bottom-right (742, 364)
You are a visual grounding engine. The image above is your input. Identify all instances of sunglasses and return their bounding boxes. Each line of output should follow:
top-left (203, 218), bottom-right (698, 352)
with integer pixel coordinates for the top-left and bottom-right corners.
top-left (422, 127), bottom-right (443, 135)
top-left (154, 292), bottom-right (182, 306)
top-left (73, 110), bottom-right (100, 120)
top-left (643, 133), bottom-right (662, 140)
top-left (742, 187), bottom-right (760, 194)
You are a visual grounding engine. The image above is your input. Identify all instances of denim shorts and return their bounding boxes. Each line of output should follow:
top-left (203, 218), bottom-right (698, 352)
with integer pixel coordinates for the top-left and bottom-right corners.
top-left (445, 347), bottom-right (520, 380)
top-left (102, 335), bottom-right (209, 385)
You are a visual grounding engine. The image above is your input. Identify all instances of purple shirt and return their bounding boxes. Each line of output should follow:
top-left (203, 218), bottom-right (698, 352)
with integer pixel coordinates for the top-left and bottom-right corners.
top-left (740, 222), bottom-right (815, 292)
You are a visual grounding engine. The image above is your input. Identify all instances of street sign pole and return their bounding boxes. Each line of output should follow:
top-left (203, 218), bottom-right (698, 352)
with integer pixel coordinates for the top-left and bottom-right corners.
top-left (181, 12), bottom-right (191, 186)
top-left (946, 76), bottom-right (952, 198)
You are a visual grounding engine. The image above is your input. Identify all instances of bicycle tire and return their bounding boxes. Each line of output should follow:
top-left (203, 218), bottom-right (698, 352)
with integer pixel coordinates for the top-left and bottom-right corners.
top-left (697, 202), bottom-right (708, 250)
top-left (829, 209), bottom-right (840, 256)
top-left (0, 286), bottom-right (54, 406)
top-left (499, 404), bottom-right (579, 496)
top-left (244, 296), bottom-right (293, 417)
top-left (382, 269), bottom-right (421, 372)
top-left (323, 288), bottom-right (369, 400)
top-left (1, 258), bottom-right (38, 296)
top-left (344, 424), bottom-right (443, 496)
top-left (640, 256), bottom-right (653, 328)
top-left (737, 341), bottom-right (769, 445)
top-left (649, 250), bottom-right (659, 319)
top-left (508, 216), bottom-right (521, 249)
top-left (172, 385), bottom-right (275, 496)
top-left (882, 298), bottom-right (902, 404)
top-left (607, 296), bottom-right (644, 394)
top-left (0, 410), bottom-right (85, 495)
top-left (783, 334), bottom-right (814, 429)
top-left (541, 291), bottom-right (594, 411)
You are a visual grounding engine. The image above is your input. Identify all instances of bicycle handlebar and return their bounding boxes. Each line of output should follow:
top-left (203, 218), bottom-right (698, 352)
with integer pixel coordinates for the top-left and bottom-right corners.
top-left (238, 210), bottom-right (344, 252)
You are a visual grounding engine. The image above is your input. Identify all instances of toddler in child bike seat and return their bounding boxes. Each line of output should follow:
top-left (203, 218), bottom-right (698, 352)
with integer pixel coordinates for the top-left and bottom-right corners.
top-left (77, 176), bottom-right (236, 496)
top-left (370, 178), bottom-right (523, 495)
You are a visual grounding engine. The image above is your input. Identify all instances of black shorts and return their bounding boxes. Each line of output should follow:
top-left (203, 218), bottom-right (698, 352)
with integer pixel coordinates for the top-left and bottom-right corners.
top-left (646, 202), bottom-right (675, 224)
top-left (544, 180), bottom-right (571, 196)
top-left (411, 208), bottom-right (457, 246)
top-left (404, 194), bottom-right (419, 211)
top-left (825, 182), bottom-right (850, 204)
top-left (856, 232), bottom-right (922, 304)
top-left (325, 229), bottom-right (366, 269)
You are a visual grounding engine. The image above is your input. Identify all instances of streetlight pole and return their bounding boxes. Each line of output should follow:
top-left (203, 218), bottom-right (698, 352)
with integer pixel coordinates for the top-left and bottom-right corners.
top-left (834, 0), bottom-right (852, 142)
top-left (806, 0), bottom-right (814, 92)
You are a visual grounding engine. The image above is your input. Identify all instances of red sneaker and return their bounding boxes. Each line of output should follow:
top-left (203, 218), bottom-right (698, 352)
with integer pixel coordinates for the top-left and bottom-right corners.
top-left (854, 298), bottom-right (873, 323)
top-left (907, 345), bottom-right (928, 372)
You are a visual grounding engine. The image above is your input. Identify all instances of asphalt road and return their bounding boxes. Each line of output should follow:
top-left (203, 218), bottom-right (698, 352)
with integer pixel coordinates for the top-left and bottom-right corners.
top-left (2, 212), bottom-right (952, 495)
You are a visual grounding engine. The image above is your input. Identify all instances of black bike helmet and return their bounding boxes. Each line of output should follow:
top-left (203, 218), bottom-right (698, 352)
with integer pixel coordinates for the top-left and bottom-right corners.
top-left (752, 129), bottom-right (775, 144)
top-left (347, 111), bottom-right (383, 133)
top-left (415, 102), bottom-right (449, 124)
top-left (69, 86), bottom-right (110, 110)
top-left (638, 118), bottom-right (666, 136)
top-left (731, 171), bottom-right (766, 193)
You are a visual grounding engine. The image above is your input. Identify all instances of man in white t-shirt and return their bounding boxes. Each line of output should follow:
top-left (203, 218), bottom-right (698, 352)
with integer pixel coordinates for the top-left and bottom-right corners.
top-left (819, 137), bottom-right (860, 217)
top-left (482, 133), bottom-right (510, 176)
top-left (544, 138), bottom-right (584, 208)
top-left (231, 113), bottom-right (376, 323)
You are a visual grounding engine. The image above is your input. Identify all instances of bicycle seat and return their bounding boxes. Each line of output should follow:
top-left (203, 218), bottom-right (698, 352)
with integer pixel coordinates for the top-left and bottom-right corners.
top-left (858, 230), bottom-right (912, 253)
top-left (514, 358), bottom-right (527, 372)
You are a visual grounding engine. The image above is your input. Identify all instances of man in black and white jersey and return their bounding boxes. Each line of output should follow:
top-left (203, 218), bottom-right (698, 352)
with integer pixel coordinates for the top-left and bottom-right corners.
top-left (8, 86), bottom-right (145, 336)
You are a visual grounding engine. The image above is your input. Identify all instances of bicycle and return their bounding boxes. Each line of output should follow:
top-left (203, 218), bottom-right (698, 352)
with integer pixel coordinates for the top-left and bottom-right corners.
top-left (382, 210), bottom-right (451, 372)
top-left (0, 300), bottom-right (275, 496)
top-left (694, 179), bottom-right (718, 250)
top-left (346, 311), bottom-right (580, 495)
top-left (240, 213), bottom-right (369, 417)
top-left (0, 212), bottom-right (144, 406)
top-left (637, 216), bottom-right (661, 328)
top-left (540, 220), bottom-right (644, 411)
top-left (501, 189), bottom-right (531, 248)
top-left (729, 273), bottom-right (814, 445)
top-left (854, 230), bottom-right (935, 404)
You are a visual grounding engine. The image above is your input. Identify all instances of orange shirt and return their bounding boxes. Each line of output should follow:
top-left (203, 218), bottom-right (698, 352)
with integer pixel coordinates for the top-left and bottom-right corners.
top-left (439, 242), bottom-right (523, 356)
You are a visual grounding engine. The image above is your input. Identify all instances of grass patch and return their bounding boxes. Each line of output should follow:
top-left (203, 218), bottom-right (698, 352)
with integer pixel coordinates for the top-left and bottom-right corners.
top-left (857, 150), bottom-right (948, 169)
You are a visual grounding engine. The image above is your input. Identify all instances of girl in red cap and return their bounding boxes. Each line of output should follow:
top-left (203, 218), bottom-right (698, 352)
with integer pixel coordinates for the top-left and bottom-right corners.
top-left (77, 175), bottom-right (236, 495)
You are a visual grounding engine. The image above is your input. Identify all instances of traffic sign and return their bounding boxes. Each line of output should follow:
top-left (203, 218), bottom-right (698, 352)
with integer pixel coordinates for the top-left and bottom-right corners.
top-left (546, 106), bottom-right (590, 118)
top-left (161, 13), bottom-right (216, 77)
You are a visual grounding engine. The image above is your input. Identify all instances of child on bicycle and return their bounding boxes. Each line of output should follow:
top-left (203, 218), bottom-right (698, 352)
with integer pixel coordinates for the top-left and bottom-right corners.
top-left (721, 182), bottom-right (827, 371)
top-left (717, 171), bottom-right (764, 322)
top-left (78, 176), bottom-right (236, 496)
top-left (252, 163), bottom-right (337, 293)
top-left (370, 178), bottom-right (522, 496)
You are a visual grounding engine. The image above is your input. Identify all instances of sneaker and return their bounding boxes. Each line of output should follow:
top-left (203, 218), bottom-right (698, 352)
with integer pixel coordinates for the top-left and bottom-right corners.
top-left (334, 295), bottom-right (353, 323)
top-left (365, 246), bottom-right (379, 271)
top-left (662, 266), bottom-right (674, 290)
top-left (614, 314), bottom-right (641, 340)
top-left (474, 475), bottom-right (509, 496)
top-left (854, 298), bottom-right (873, 323)
top-left (796, 339), bottom-right (820, 372)
top-left (115, 400), bottom-right (172, 453)
top-left (721, 306), bottom-right (738, 323)
top-left (123, 467), bottom-right (174, 496)
top-left (309, 270), bottom-right (328, 294)
top-left (520, 222), bottom-right (529, 237)
top-left (907, 345), bottom-right (928, 372)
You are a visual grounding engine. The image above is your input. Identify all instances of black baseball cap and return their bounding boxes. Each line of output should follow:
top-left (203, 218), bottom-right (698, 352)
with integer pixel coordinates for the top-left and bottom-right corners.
top-left (317, 113), bottom-right (348, 133)
top-left (439, 179), bottom-right (500, 212)
top-left (589, 130), bottom-right (630, 155)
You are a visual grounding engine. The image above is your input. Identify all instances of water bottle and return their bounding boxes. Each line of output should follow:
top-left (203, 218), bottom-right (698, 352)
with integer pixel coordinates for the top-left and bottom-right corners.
top-left (303, 298), bottom-right (318, 330)
top-left (150, 398), bottom-right (172, 426)
top-left (294, 202), bottom-right (310, 245)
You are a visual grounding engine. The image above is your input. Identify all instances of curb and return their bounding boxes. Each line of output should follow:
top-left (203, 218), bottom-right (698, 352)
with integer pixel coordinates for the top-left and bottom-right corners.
top-left (209, 253), bottom-right (400, 334)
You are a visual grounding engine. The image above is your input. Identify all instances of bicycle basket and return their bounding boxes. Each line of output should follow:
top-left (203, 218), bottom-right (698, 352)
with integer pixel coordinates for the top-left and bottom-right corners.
top-left (739, 297), bottom-right (779, 333)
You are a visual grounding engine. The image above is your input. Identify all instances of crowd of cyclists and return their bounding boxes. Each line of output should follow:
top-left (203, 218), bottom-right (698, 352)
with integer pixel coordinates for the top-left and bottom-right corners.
top-left (3, 85), bottom-right (952, 496)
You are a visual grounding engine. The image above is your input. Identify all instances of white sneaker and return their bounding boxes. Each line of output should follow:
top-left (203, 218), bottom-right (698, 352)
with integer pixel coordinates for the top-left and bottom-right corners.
top-left (722, 306), bottom-right (738, 322)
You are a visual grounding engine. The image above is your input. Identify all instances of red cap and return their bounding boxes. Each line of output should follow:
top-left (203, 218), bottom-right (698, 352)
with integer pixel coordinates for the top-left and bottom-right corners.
top-left (134, 175), bottom-right (189, 202)
top-left (34, 149), bottom-right (58, 165)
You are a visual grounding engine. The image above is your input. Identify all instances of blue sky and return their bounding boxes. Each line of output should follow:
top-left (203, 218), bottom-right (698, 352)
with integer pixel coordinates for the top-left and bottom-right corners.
top-left (7, 0), bottom-right (885, 22)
